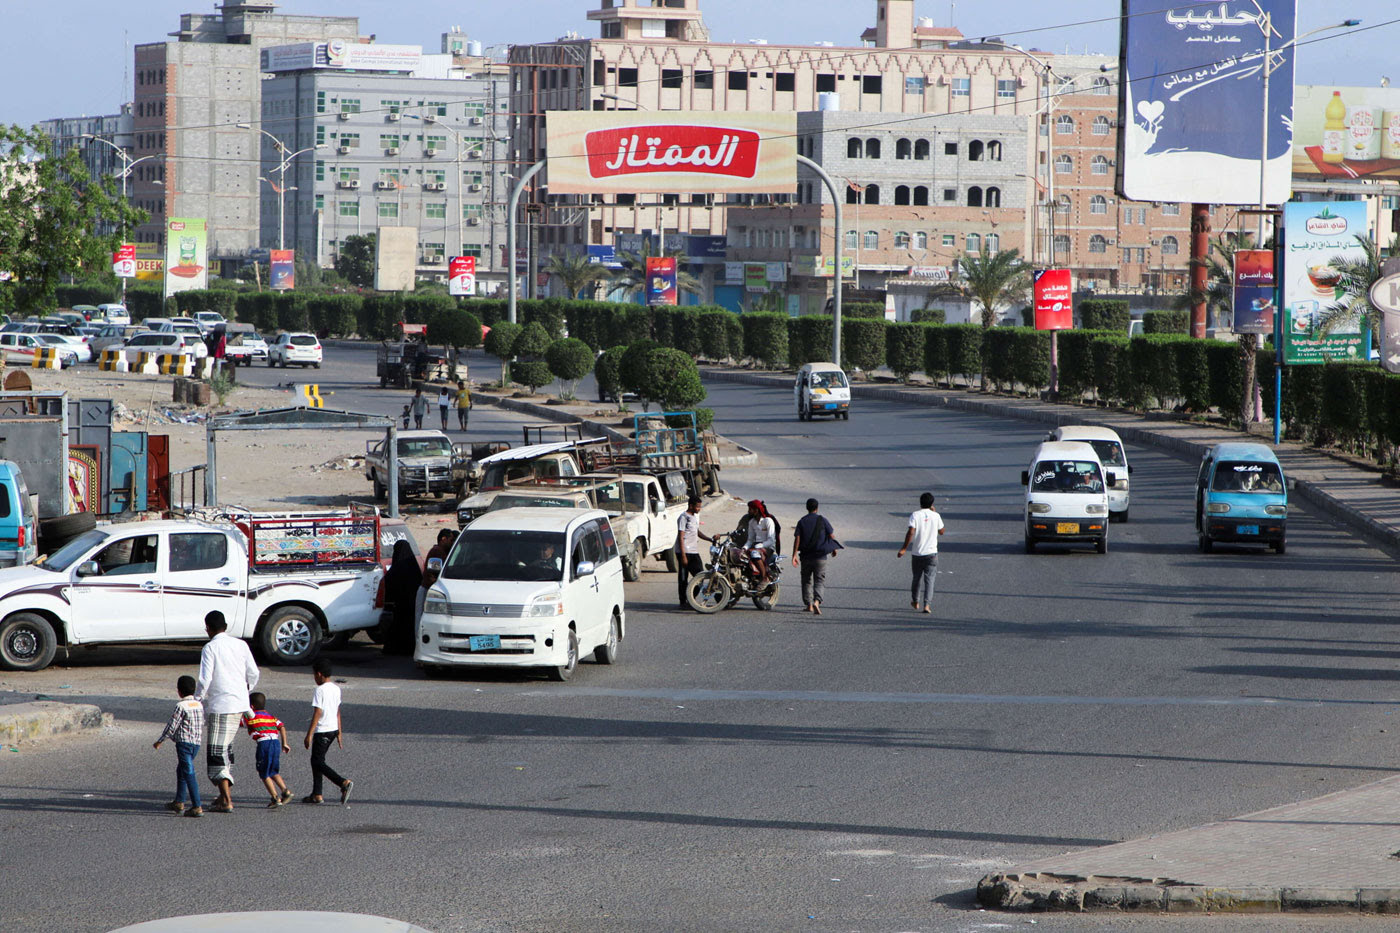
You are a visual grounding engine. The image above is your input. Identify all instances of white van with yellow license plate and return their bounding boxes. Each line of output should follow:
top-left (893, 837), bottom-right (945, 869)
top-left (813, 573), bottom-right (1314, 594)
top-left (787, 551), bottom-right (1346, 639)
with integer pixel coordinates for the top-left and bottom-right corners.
top-left (1021, 441), bottom-right (1120, 554)
top-left (795, 362), bottom-right (851, 421)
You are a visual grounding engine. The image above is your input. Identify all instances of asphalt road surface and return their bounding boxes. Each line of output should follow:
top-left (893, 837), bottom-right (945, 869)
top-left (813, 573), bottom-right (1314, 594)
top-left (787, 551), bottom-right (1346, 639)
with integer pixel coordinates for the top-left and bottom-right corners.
top-left (3, 345), bottom-right (1397, 933)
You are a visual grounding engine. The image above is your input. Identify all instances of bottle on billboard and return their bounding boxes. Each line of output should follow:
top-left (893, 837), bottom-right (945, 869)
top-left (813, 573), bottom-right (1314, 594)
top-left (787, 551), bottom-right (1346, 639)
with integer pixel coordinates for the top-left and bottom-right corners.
top-left (1322, 91), bottom-right (1347, 164)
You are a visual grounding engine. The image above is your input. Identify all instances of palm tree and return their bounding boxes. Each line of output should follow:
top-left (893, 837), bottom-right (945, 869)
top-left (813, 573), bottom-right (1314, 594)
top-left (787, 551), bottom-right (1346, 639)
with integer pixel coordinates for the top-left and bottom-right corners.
top-left (544, 252), bottom-right (608, 300)
top-left (1175, 233), bottom-right (1257, 331)
top-left (605, 242), bottom-right (701, 302)
top-left (1317, 233), bottom-right (1399, 335)
top-left (956, 248), bottom-right (1030, 327)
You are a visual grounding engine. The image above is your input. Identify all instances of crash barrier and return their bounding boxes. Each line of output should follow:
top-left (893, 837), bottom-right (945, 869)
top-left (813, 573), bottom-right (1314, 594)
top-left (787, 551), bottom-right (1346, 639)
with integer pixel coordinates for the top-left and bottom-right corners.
top-left (293, 383), bottom-right (325, 408)
top-left (195, 357), bottom-right (214, 380)
top-left (30, 348), bottom-right (61, 369)
top-left (99, 349), bottom-right (130, 372)
top-left (173, 377), bottom-right (211, 406)
top-left (157, 354), bottom-right (194, 376)
top-left (134, 352), bottom-right (160, 375)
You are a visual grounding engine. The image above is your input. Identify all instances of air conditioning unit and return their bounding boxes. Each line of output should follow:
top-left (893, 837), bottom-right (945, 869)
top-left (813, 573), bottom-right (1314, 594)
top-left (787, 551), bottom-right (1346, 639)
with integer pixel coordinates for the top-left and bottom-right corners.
top-left (424, 182), bottom-right (446, 191)
top-left (1150, 239), bottom-right (1161, 246)
top-left (434, 274), bottom-right (448, 284)
top-left (470, 117), bottom-right (484, 125)
top-left (468, 217), bottom-right (482, 226)
top-left (337, 145), bottom-right (352, 155)
top-left (375, 181), bottom-right (396, 190)
top-left (468, 183), bottom-right (483, 192)
top-left (466, 151), bottom-right (482, 160)
top-left (347, 179), bottom-right (360, 189)
top-left (425, 148), bottom-right (439, 157)
top-left (386, 146), bottom-right (400, 155)
top-left (387, 113), bottom-right (401, 122)
top-left (337, 112), bottom-right (351, 121)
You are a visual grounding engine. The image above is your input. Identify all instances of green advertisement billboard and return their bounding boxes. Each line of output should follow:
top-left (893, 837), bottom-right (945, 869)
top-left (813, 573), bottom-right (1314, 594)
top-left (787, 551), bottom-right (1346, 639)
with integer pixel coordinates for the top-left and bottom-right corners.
top-left (163, 218), bottom-right (208, 299)
top-left (1281, 201), bottom-right (1370, 364)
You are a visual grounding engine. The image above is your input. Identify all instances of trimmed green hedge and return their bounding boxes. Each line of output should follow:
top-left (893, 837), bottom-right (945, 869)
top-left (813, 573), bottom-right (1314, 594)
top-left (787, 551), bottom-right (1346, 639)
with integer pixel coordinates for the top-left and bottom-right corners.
top-left (885, 322), bottom-right (926, 381)
top-left (842, 302), bottom-right (886, 319)
top-left (1143, 309), bottom-right (1190, 334)
top-left (1079, 298), bottom-right (1131, 333)
top-left (910, 308), bottom-right (947, 324)
top-left (742, 312), bottom-right (788, 368)
top-left (841, 317), bottom-right (886, 372)
top-left (788, 315), bottom-right (833, 367)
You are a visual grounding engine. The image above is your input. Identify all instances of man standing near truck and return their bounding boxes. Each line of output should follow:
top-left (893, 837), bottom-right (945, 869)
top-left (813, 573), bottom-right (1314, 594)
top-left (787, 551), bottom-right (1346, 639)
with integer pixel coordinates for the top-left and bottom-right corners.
top-left (410, 388), bottom-right (428, 430)
top-left (195, 611), bottom-right (259, 812)
top-left (675, 495), bottom-right (713, 609)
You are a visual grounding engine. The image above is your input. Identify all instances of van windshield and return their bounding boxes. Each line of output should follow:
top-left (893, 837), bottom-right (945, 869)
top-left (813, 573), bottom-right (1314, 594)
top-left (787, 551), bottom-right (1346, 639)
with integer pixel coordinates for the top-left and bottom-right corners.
top-left (1212, 461), bottom-right (1284, 493)
top-left (810, 370), bottom-right (847, 389)
top-left (398, 438), bottom-right (452, 458)
top-left (1031, 460), bottom-right (1105, 494)
top-left (442, 530), bottom-right (567, 582)
top-left (1086, 440), bottom-right (1126, 467)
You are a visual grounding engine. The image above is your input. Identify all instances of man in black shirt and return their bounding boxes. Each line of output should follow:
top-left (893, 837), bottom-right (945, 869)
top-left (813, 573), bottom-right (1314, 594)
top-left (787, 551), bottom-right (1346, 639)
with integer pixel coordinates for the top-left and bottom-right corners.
top-left (791, 498), bottom-right (838, 614)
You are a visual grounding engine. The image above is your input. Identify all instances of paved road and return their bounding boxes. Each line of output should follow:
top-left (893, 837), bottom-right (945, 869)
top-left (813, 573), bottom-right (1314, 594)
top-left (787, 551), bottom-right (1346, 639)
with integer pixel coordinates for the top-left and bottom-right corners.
top-left (2, 346), bottom-right (1397, 933)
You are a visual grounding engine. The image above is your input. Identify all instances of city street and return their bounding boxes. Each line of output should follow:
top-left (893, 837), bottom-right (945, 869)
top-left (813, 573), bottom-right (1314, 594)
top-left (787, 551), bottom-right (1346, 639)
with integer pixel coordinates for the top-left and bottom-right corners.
top-left (3, 345), bottom-right (1399, 932)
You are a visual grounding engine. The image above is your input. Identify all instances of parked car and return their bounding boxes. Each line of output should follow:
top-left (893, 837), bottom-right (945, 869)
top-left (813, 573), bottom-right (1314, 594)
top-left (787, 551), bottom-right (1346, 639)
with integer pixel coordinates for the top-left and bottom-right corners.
top-left (51, 310), bottom-right (88, 327)
top-left (194, 311), bottom-right (227, 335)
top-left (223, 325), bottom-right (268, 365)
top-left (155, 322), bottom-right (209, 358)
top-left (0, 461), bottom-right (38, 569)
top-left (268, 332), bottom-right (323, 368)
top-left (72, 305), bottom-right (103, 322)
top-left (35, 324), bottom-right (92, 363)
top-left (89, 324), bottom-right (143, 356)
top-left (98, 304), bottom-right (131, 326)
top-left (0, 333), bottom-right (79, 367)
top-left (120, 331), bottom-right (200, 360)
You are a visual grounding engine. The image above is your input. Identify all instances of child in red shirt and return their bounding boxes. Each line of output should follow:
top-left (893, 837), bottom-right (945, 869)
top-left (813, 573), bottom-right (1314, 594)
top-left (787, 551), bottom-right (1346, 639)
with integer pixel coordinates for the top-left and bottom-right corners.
top-left (243, 692), bottom-right (293, 808)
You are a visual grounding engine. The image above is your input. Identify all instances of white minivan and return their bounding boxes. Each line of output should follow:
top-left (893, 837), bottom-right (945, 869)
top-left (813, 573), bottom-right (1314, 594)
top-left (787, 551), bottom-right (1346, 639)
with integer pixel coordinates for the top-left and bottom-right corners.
top-left (1021, 441), bottom-right (1120, 554)
top-left (416, 508), bottom-right (626, 681)
top-left (1047, 426), bottom-right (1132, 521)
top-left (795, 361), bottom-right (851, 421)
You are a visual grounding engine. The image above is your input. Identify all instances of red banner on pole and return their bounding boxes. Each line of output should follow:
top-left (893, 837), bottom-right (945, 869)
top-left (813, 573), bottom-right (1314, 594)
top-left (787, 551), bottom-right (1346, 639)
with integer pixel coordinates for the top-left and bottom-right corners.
top-left (1034, 268), bottom-right (1073, 331)
top-left (645, 256), bottom-right (678, 306)
top-left (112, 244), bottom-right (136, 278)
top-left (449, 256), bottom-right (476, 296)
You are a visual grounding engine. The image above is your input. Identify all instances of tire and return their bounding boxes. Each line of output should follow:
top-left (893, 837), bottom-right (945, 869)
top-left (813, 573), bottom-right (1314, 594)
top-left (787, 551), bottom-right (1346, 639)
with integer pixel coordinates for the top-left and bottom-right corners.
top-left (39, 512), bottom-right (96, 548)
top-left (1096, 536), bottom-right (1108, 555)
top-left (1117, 506), bottom-right (1129, 523)
top-left (661, 549), bottom-right (678, 573)
top-left (279, 359), bottom-right (287, 368)
top-left (372, 478), bottom-right (386, 502)
top-left (594, 611), bottom-right (621, 665)
top-left (686, 571), bottom-right (731, 614)
top-left (0, 612), bottom-right (58, 672)
top-left (267, 358), bottom-right (275, 367)
top-left (752, 582), bottom-right (779, 611)
top-left (548, 629), bottom-right (579, 682)
top-left (1273, 540), bottom-right (1287, 554)
top-left (1199, 534), bottom-right (1213, 554)
top-left (798, 406), bottom-right (807, 422)
top-left (379, 376), bottom-right (388, 389)
top-left (313, 362), bottom-right (321, 369)
top-left (621, 540), bottom-right (642, 582)
top-left (258, 606), bottom-right (323, 666)
top-left (1024, 535), bottom-right (1035, 554)
top-left (841, 411), bottom-right (850, 421)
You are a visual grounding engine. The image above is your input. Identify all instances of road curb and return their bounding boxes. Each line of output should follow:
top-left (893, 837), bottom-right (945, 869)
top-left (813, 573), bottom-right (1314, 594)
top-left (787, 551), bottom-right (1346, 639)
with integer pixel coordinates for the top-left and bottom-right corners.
top-left (0, 700), bottom-right (111, 745)
top-left (702, 368), bottom-right (1397, 552)
top-left (975, 873), bottom-right (1400, 915)
top-left (473, 392), bottom-right (758, 467)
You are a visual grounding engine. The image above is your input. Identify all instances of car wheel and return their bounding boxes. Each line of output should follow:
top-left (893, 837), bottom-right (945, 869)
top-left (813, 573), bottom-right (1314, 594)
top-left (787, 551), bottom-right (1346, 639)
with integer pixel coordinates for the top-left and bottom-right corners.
top-left (841, 411), bottom-right (850, 421)
top-left (594, 611), bottom-right (621, 665)
top-left (661, 549), bottom-right (678, 573)
top-left (797, 406), bottom-right (807, 422)
top-left (372, 479), bottom-right (386, 501)
top-left (686, 571), bottom-right (731, 614)
top-left (1096, 536), bottom-right (1108, 555)
top-left (267, 358), bottom-right (276, 368)
top-left (622, 539), bottom-right (643, 582)
top-left (313, 362), bottom-right (321, 369)
top-left (1198, 534), bottom-right (1213, 554)
top-left (258, 606), bottom-right (323, 665)
top-left (0, 613), bottom-right (58, 672)
top-left (752, 582), bottom-right (779, 611)
top-left (1273, 540), bottom-right (1287, 554)
top-left (279, 359), bottom-right (287, 368)
top-left (548, 629), bottom-right (579, 682)
top-left (1024, 535), bottom-right (1035, 554)
top-left (1117, 506), bottom-right (1129, 523)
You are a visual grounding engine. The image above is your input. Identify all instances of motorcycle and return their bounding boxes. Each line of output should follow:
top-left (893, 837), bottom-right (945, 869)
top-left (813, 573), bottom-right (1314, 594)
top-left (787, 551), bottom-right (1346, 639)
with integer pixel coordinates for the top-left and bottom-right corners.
top-left (686, 531), bottom-right (781, 613)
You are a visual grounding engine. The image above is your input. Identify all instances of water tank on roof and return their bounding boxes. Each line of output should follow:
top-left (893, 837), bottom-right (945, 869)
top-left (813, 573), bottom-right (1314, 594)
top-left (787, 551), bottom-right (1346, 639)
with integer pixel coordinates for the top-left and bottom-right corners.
top-left (918, 17), bottom-right (934, 27)
top-left (467, 40), bottom-right (483, 57)
top-left (818, 92), bottom-right (841, 111)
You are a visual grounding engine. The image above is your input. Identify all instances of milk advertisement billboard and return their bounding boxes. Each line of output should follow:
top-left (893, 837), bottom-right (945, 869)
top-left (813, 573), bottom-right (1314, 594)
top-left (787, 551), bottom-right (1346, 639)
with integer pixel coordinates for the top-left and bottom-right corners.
top-left (1117, 1), bottom-right (1296, 205)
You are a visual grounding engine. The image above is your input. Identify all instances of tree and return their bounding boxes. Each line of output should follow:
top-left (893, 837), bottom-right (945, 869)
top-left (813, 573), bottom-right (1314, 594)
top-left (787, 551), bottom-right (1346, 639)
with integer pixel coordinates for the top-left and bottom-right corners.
top-left (594, 344), bottom-right (628, 403)
top-left (510, 322), bottom-right (553, 394)
top-left (956, 248), bottom-right (1030, 328)
top-left (620, 338), bottom-right (661, 407)
top-left (546, 337), bottom-right (594, 399)
top-left (643, 347), bottom-right (707, 411)
top-left (483, 320), bottom-right (521, 387)
top-left (605, 241), bottom-right (700, 302)
top-left (429, 309), bottom-right (483, 380)
top-left (544, 253), bottom-right (608, 300)
top-left (335, 233), bottom-right (377, 288)
top-left (1318, 232), bottom-right (1400, 336)
top-left (0, 125), bottom-right (146, 318)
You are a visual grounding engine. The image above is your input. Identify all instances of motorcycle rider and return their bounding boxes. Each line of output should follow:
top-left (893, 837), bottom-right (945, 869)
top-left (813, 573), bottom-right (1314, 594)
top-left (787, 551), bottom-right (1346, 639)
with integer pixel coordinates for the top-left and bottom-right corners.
top-left (742, 500), bottom-right (777, 585)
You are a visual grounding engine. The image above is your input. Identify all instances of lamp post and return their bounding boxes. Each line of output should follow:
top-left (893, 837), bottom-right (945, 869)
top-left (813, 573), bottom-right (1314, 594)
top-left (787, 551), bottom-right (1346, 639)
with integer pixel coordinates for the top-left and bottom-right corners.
top-left (236, 123), bottom-right (319, 251)
top-left (82, 134), bottom-right (160, 304)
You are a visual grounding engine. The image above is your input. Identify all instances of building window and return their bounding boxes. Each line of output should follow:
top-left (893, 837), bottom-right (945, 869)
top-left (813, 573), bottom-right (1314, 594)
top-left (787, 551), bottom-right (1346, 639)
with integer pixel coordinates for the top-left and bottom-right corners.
top-left (896, 138), bottom-right (912, 160)
top-left (425, 203), bottom-right (447, 219)
top-left (817, 73), bottom-right (836, 92)
top-left (968, 186), bottom-right (983, 207)
top-left (314, 194), bottom-right (324, 210)
top-left (846, 186), bottom-right (860, 205)
top-left (1055, 114), bottom-right (1074, 134)
top-left (985, 187), bottom-right (1001, 208)
top-left (997, 78), bottom-right (1017, 99)
top-left (1384, 195), bottom-right (1400, 210)
top-left (1123, 207), bottom-right (1134, 224)
top-left (863, 230), bottom-right (879, 250)
top-left (951, 77), bottom-right (970, 98)
top-left (864, 184), bottom-right (879, 205)
top-left (942, 188), bottom-right (957, 202)
top-left (987, 140), bottom-right (1002, 161)
top-left (844, 229), bottom-right (858, 249)
top-left (915, 139), bottom-right (930, 160)
top-left (338, 201), bottom-right (359, 217)
top-left (1090, 195), bottom-right (1108, 214)
top-left (986, 233), bottom-right (1000, 254)
top-left (862, 75), bottom-right (882, 95)
top-left (340, 98), bottom-right (360, 114)
top-left (943, 234), bottom-right (956, 247)
top-left (1092, 116), bottom-right (1112, 136)
top-left (618, 68), bottom-right (639, 88)
top-left (1092, 76), bottom-right (1113, 95)
top-left (915, 231), bottom-right (928, 249)
top-left (661, 69), bottom-right (684, 90)
top-left (316, 91), bottom-right (326, 114)
top-left (1089, 234), bottom-right (1108, 253)
top-left (1054, 154), bottom-right (1073, 174)
top-left (380, 134), bottom-right (401, 149)
top-left (693, 69), bottom-right (714, 90)
top-left (944, 141), bottom-right (957, 156)
top-left (1161, 235), bottom-right (1180, 255)
top-left (1163, 202), bottom-right (1181, 216)
top-left (894, 230), bottom-right (910, 248)
top-left (379, 202), bottom-right (399, 219)
top-left (969, 140), bottom-right (984, 161)
top-left (776, 72), bottom-right (795, 92)
top-left (728, 71), bottom-right (749, 91)
top-left (315, 160), bottom-right (325, 182)
top-left (847, 138), bottom-right (863, 159)
top-left (1055, 195), bottom-right (1071, 215)
top-left (913, 186), bottom-right (929, 206)
top-left (905, 76), bottom-right (927, 95)
top-left (1091, 155), bottom-right (1110, 175)
top-left (895, 185), bottom-right (911, 206)
top-left (866, 138), bottom-right (881, 159)
top-left (966, 233), bottom-right (981, 252)
top-left (1053, 234), bottom-right (1070, 254)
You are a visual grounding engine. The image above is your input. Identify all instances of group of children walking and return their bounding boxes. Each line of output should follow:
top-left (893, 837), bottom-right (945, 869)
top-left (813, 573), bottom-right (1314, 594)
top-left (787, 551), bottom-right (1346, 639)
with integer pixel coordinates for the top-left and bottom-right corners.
top-left (154, 658), bottom-right (351, 817)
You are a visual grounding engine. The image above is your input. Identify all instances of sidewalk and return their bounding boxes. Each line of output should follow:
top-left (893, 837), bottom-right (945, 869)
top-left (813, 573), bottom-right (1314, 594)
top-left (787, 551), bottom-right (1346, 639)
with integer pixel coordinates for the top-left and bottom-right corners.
top-left (702, 368), bottom-right (1400, 555)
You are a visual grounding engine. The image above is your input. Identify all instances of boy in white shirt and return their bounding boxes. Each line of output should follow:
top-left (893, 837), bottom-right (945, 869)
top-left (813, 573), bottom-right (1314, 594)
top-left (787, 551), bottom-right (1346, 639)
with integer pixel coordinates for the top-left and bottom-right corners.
top-left (897, 492), bottom-right (946, 614)
top-left (303, 658), bottom-right (352, 806)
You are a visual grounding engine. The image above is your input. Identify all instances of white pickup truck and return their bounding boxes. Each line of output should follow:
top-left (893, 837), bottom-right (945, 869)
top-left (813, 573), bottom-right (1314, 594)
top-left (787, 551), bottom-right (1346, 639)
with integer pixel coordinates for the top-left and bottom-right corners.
top-left (0, 513), bottom-right (386, 672)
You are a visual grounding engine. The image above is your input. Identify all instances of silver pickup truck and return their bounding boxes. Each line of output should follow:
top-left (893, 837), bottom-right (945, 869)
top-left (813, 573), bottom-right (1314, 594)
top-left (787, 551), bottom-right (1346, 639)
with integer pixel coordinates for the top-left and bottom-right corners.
top-left (365, 430), bottom-right (460, 501)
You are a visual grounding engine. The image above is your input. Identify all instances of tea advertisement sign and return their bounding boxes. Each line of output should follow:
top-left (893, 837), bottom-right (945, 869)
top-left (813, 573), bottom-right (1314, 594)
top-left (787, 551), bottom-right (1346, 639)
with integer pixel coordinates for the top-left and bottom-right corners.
top-left (1231, 249), bottom-right (1276, 335)
top-left (1117, 1), bottom-right (1297, 205)
top-left (1293, 85), bottom-right (1400, 181)
top-left (1281, 201), bottom-right (1370, 364)
top-left (163, 218), bottom-right (207, 298)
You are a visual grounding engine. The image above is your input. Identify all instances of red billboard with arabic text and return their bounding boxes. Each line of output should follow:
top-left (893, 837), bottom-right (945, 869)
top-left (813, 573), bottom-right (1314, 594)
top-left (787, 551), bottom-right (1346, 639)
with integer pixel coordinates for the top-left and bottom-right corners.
top-left (1034, 269), bottom-right (1074, 331)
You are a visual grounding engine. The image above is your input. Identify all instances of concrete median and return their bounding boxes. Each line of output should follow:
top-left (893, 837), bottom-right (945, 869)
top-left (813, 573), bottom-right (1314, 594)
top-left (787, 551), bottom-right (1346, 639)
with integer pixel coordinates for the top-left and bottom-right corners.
top-left (0, 700), bottom-right (110, 745)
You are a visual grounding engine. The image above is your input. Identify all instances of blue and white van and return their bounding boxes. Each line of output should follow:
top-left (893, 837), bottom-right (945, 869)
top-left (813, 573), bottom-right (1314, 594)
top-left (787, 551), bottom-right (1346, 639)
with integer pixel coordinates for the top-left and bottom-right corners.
top-left (1195, 443), bottom-right (1287, 554)
top-left (0, 462), bottom-right (38, 568)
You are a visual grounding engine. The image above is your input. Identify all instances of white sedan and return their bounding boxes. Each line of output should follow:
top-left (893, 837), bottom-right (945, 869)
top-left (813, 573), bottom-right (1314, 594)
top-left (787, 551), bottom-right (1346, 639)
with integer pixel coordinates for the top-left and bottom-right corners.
top-left (0, 332), bottom-right (79, 367)
top-left (268, 332), bottom-right (323, 368)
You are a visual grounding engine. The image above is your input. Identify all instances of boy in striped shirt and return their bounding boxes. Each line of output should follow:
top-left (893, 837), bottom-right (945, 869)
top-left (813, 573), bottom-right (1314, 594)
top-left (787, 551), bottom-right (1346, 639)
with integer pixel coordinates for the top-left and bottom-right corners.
top-left (243, 692), bottom-right (293, 808)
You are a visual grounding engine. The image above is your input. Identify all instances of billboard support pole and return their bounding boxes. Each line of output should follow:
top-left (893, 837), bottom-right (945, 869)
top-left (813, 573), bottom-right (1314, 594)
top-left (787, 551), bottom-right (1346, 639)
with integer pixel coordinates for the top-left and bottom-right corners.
top-left (507, 159), bottom-right (546, 325)
top-left (797, 155), bottom-right (842, 364)
top-left (1190, 204), bottom-right (1211, 339)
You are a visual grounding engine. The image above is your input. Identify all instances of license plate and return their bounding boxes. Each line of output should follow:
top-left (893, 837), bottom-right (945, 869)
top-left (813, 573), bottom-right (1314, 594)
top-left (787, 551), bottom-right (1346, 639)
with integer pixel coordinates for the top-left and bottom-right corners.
top-left (825, 403), bottom-right (837, 410)
top-left (1237, 525), bottom-right (1259, 536)
top-left (468, 634), bottom-right (500, 651)
top-left (1056, 522), bottom-right (1080, 534)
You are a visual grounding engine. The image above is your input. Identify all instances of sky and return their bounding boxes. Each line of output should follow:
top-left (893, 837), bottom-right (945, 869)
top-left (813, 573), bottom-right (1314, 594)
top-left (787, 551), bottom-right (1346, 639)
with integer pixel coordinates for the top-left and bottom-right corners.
top-left (4, 0), bottom-right (1398, 128)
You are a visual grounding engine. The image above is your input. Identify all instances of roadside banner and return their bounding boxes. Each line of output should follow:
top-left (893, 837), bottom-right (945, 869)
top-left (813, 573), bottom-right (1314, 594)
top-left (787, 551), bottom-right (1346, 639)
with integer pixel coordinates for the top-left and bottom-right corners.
top-left (1232, 250), bottom-right (1276, 334)
top-left (1117, 0), bottom-right (1297, 204)
top-left (1281, 200), bottom-right (1370, 364)
top-left (1293, 86), bottom-right (1400, 182)
top-left (163, 218), bottom-right (208, 298)
top-left (112, 244), bottom-right (135, 279)
top-left (270, 249), bottom-right (295, 291)
top-left (545, 111), bottom-right (797, 195)
top-left (744, 263), bottom-right (768, 292)
top-left (645, 256), bottom-right (678, 306)
top-left (1033, 269), bottom-right (1073, 330)
top-left (449, 255), bottom-right (477, 297)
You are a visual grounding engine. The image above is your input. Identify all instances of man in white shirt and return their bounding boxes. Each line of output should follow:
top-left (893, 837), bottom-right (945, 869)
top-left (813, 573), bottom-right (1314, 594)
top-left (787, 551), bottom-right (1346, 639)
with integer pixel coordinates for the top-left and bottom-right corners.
top-left (742, 500), bottom-right (777, 585)
top-left (896, 492), bottom-right (946, 614)
top-left (675, 495), bottom-right (713, 608)
top-left (194, 611), bottom-right (259, 812)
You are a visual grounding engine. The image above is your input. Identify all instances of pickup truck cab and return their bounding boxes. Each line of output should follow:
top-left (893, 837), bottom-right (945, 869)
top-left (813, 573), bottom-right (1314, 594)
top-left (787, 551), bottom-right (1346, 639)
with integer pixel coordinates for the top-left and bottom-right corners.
top-left (366, 430), bottom-right (459, 500)
top-left (223, 324), bottom-right (268, 365)
top-left (417, 508), bottom-right (625, 681)
top-left (0, 514), bottom-right (385, 671)
top-left (584, 470), bottom-right (689, 579)
top-left (1195, 443), bottom-right (1287, 554)
top-left (1021, 441), bottom-right (1117, 554)
top-left (454, 440), bottom-right (595, 525)
top-left (0, 462), bottom-right (37, 569)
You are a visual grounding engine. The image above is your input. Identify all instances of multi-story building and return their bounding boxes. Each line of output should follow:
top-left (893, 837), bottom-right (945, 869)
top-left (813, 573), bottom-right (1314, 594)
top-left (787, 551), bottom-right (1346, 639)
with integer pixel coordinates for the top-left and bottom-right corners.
top-left (258, 40), bottom-right (511, 291)
top-left (36, 108), bottom-right (136, 238)
top-left (130, 2), bottom-right (359, 257)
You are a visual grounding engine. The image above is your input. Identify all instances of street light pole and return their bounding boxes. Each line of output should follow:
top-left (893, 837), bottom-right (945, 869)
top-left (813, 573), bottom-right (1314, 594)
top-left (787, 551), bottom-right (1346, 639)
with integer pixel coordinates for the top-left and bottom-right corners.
top-left (237, 123), bottom-right (318, 252)
top-left (83, 134), bottom-right (159, 305)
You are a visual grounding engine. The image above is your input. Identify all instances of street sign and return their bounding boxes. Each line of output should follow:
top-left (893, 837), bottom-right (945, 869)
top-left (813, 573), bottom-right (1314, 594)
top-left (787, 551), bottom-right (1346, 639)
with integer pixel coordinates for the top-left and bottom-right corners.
top-left (112, 244), bottom-right (136, 279)
top-left (449, 256), bottom-right (476, 297)
top-left (1033, 269), bottom-right (1073, 330)
top-left (1232, 250), bottom-right (1276, 335)
top-left (645, 256), bottom-right (677, 306)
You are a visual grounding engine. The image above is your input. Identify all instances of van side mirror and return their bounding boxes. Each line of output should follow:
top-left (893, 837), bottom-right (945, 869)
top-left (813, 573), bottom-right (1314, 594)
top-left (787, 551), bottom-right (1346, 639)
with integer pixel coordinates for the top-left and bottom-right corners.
top-left (575, 560), bottom-right (595, 577)
top-left (1106, 472), bottom-right (1118, 488)
top-left (1020, 471), bottom-right (1029, 486)
top-left (426, 557), bottom-right (443, 573)
top-left (1128, 464), bottom-right (1134, 474)
top-left (76, 560), bottom-right (100, 577)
